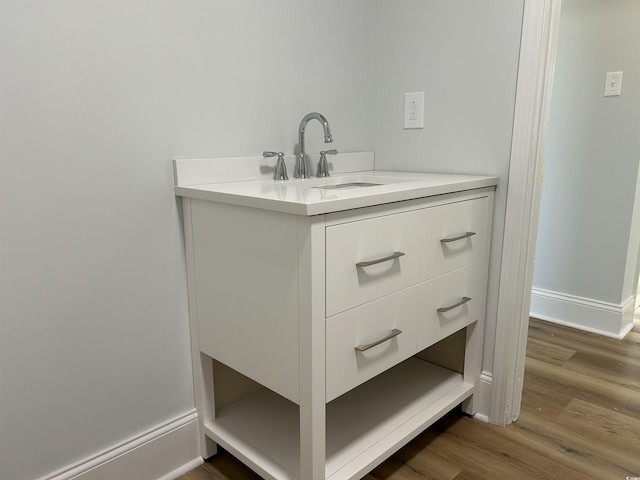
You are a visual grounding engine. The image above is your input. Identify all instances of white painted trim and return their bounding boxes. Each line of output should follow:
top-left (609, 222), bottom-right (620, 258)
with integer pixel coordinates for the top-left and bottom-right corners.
top-left (531, 288), bottom-right (635, 339)
top-left (473, 413), bottom-right (490, 424)
top-left (40, 411), bottom-right (201, 480)
top-left (490, 0), bottom-right (562, 426)
top-left (157, 458), bottom-right (206, 480)
top-left (472, 371), bottom-right (493, 423)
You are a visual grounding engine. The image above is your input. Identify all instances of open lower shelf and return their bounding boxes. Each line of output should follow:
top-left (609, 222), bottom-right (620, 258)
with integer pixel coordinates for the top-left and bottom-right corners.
top-left (204, 357), bottom-right (475, 480)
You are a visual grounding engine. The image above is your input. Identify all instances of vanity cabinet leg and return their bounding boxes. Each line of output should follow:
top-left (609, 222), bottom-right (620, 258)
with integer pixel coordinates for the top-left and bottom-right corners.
top-left (182, 197), bottom-right (218, 458)
top-left (196, 352), bottom-right (217, 459)
top-left (462, 322), bottom-right (481, 416)
top-left (299, 400), bottom-right (326, 480)
top-left (298, 216), bottom-right (327, 479)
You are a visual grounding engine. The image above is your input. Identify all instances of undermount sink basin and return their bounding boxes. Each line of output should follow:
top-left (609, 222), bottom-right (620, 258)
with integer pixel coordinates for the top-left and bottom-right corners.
top-left (285, 175), bottom-right (414, 190)
top-left (311, 182), bottom-right (383, 190)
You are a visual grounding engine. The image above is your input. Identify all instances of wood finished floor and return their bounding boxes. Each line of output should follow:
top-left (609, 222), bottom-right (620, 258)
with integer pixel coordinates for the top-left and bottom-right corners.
top-left (178, 318), bottom-right (640, 480)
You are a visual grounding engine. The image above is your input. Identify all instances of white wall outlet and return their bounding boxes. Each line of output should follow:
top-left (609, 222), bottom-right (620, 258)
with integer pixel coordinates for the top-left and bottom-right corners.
top-left (404, 91), bottom-right (424, 129)
top-left (604, 71), bottom-right (623, 97)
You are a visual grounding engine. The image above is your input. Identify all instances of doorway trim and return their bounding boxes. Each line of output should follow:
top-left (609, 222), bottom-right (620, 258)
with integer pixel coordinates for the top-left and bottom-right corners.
top-left (489, 0), bottom-right (562, 425)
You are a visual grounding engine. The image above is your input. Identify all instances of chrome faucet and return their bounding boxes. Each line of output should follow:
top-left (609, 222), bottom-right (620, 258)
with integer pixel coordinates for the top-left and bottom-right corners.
top-left (296, 112), bottom-right (333, 178)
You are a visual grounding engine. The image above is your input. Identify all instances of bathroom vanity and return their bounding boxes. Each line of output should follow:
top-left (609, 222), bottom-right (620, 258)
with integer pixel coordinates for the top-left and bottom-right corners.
top-left (174, 152), bottom-right (497, 480)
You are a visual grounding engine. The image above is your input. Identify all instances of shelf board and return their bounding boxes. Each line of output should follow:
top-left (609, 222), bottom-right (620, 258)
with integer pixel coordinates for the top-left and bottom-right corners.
top-left (204, 358), bottom-right (474, 480)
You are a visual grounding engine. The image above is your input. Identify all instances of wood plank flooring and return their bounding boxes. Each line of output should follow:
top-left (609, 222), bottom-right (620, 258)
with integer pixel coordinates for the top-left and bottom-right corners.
top-left (177, 318), bottom-right (640, 480)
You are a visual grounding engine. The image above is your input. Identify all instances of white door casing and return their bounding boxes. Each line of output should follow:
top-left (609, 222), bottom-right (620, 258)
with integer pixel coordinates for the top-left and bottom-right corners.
top-left (490, 0), bottom-right (562, 425)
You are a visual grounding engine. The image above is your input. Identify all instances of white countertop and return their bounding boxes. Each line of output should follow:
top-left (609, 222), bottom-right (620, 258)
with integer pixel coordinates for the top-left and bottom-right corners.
top-left (174, 170), bottom-right (498, 216)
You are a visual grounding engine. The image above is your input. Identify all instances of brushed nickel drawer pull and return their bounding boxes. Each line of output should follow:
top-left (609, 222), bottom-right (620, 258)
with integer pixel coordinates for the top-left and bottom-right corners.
top-left (441, 231), bottom-right (476, 243)
top-left (356, 251), bottom-right (405, 268)
top-left (355, 328), bottom-right (403, 352)
top-left (437, 296), bottom-right (472, 313)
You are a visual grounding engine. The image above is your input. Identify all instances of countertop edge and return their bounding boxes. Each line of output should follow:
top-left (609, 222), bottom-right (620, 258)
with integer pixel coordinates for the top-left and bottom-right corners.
top-left (175, 175), bottom-right (498, 216)
top-left (174, 185), bottom-right (307, 215)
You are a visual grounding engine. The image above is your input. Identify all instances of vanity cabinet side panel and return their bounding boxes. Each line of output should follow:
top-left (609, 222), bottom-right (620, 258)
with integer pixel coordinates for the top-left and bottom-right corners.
top-left (190, 200), bottom-right (300, 403)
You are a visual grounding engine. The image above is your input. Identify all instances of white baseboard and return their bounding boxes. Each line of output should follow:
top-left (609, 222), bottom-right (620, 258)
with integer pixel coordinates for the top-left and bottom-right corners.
top-left (41, 410), bottom-right (202, 480)
top-left (530, 288), bottom-right (635, 339)
top-left (472, 371), bottom-right (492, 423)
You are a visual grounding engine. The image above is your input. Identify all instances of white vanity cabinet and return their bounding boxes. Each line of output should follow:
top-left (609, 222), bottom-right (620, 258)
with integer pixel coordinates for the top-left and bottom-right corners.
top-left (176, 159), bottom-right (495, 480)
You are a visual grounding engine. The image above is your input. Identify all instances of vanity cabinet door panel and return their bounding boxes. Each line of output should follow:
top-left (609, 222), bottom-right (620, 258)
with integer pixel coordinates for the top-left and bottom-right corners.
top-left (420, 198), bottom-right (487, 281)
top-left (326, 286), bottom-right (418, 402)
top-left (325, 210), bottom-right (421, 317)
top-left (417, 262), bottom-right (483, 352)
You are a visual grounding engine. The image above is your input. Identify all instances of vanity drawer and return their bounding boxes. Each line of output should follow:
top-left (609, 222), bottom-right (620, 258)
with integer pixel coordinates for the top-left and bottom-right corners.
top-left (326, 286), bottom-right (418, 402)
top-left (420, 197), bottom-right (487, 281)
top-left (417, 262), bottom-right (483, 351)
top-left (325, 210), bottom-right (421, 317)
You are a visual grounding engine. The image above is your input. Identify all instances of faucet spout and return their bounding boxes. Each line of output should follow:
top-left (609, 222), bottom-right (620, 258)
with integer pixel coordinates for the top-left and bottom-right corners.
top-left (296, 112), bottom-right (333, 178)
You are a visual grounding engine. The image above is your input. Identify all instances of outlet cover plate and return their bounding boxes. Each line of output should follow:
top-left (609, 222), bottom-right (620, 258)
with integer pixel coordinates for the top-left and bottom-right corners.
top-left (404, 92), bottom-right (424, 129)
top-left (604, 71), bottom-right (623, 97)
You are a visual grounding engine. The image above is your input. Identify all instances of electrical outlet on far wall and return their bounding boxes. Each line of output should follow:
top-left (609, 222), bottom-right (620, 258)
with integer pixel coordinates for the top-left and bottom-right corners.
top-left (604, 71), bottom-right (623, 97)
top-left (404, 91), bottom-right (424, 129)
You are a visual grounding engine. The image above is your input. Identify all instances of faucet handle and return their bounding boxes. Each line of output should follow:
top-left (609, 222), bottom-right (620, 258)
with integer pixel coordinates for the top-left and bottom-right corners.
top-left (263, 151), bottom-right (289, 181)
top-left (317, 150), bottom-right (337, 178)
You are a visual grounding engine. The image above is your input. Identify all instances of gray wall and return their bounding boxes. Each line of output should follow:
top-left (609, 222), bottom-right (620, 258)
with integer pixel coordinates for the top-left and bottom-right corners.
top-left (0, 2), bottom-right (374, 480)
top-left (0, 1), bottom-right (526, 479)
top-left (372, 0), bottom-right (525, 370)
top-left (533, 1), bottom-right (640, 312)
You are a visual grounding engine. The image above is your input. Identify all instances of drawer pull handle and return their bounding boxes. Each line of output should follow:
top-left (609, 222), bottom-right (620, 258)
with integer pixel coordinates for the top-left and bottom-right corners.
top-left (355, 329), bottom-right (403, 352)
top-left (441, 231), bottom-right (476, 243)
top-left (356, 251), bottom-right (405, 268)
top-left (437, 296), bottom-right (472, 313)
